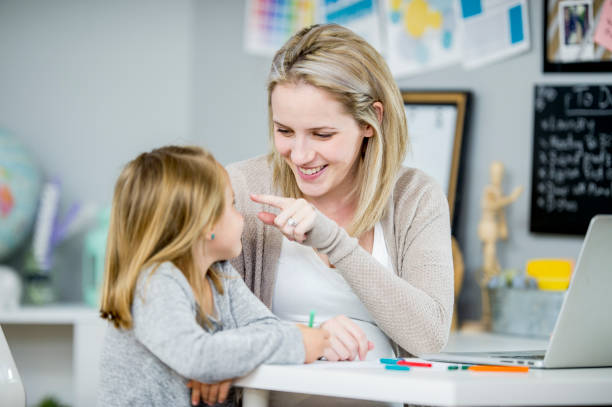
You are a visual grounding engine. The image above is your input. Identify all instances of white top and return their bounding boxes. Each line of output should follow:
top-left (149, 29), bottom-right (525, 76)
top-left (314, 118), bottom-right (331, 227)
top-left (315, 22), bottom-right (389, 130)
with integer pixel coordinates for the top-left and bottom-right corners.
top-left (273, 222), bottom-right (395, 360)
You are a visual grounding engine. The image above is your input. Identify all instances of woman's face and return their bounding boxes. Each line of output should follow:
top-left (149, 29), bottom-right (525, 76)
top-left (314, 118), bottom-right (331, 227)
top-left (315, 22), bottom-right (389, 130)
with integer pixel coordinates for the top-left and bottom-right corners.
top-left (271, 82), bottom-right (371, 202)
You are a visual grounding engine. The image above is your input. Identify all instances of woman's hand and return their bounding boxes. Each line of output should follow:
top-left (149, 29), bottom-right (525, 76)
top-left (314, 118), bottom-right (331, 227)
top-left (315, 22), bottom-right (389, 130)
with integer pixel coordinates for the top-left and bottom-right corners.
top-left (320, 315), bottom-right (374, 361)
top-left (186, 379), bottom-right (232, 406)
top-left (250, 194), bottom-right (316, 243)
top-left (296, 324), bottom-right (331, 363)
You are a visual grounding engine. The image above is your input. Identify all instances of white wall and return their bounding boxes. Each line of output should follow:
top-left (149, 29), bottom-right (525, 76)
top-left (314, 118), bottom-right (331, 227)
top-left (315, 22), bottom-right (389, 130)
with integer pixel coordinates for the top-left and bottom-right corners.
top-left (0, 0), bottom-right (195, 202)
top-left (0, 0), bottom-right (195, 301)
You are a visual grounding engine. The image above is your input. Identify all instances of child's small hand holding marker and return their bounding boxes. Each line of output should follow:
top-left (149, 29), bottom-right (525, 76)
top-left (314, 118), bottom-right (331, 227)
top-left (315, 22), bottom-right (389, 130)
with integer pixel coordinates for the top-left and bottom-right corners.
top-left (296, 323), bottom-right (330, 363)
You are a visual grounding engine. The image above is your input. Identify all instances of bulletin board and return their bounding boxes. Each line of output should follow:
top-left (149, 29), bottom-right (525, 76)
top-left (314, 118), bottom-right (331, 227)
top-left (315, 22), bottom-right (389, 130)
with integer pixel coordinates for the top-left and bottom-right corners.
top-left (543, 0), bottom-right (612, 72)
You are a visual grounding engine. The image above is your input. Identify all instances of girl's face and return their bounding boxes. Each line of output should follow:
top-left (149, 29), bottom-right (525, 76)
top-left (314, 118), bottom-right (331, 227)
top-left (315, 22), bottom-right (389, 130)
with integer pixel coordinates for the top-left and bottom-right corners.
top-left (271, 82), bottom-right (372, 202)
top-left (208, 183), bottom-right (244, 261)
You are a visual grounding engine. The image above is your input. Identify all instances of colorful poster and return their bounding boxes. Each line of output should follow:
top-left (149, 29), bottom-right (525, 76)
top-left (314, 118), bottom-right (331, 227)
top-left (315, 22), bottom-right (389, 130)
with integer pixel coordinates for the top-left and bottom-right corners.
top-left (244, 0), bottom-right (316, 56)
top-left (321, 0), bottom-right (383, 51)
top-left (460, 0), bottom-right (531, 69)
top-left (383, 0), bottom-right (462, 77)
top-left (545, 0), bottom-right (612, 66)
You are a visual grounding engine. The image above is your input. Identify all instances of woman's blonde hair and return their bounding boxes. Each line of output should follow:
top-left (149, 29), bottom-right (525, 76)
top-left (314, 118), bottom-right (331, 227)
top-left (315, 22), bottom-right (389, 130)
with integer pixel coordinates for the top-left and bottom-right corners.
top-left (100, 145), bottom-right (226, 330)
top-left (267, 24), bottom-right (408, 237)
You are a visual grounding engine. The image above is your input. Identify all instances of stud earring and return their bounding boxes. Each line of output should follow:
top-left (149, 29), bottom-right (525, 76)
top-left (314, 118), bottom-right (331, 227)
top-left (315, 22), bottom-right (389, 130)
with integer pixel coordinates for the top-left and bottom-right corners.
top-left (211, 233), bottom-right (215, 240)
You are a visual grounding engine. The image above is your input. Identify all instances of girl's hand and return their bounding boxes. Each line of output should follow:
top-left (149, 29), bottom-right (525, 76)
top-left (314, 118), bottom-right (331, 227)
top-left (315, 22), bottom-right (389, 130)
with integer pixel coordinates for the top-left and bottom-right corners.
top-left (296, 324), bottom-right (331, 363)
top-left (250, 194), bottom-right (316, 243)
top-left (320, 315), bottom-right (374, 361)
top-left (186, 379), bottom-right (232, 406)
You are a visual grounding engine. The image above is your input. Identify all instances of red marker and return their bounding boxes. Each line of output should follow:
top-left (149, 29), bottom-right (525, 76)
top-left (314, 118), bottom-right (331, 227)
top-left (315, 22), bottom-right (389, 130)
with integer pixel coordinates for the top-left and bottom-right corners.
top-left (397, 361), bottom-right (432, 368)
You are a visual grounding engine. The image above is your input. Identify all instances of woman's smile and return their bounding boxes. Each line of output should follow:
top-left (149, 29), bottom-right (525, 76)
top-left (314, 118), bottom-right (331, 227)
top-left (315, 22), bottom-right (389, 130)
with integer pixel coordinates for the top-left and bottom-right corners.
top-left (296, 164), bottom-right (328, 180)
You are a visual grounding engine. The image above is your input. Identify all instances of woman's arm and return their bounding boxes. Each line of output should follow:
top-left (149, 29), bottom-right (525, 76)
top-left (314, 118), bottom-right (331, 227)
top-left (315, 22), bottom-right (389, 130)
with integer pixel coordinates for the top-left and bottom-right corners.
top-left (252, 182), bottom-right (454, 356)
top-left (305, 184), bottom-right (454, 356)
top-left (132, 267), bottom-right (305, 383)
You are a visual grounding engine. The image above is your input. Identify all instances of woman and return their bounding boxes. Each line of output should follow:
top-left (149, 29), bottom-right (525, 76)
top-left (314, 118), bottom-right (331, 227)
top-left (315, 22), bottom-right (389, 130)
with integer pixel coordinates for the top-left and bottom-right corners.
top-left (192, 23), bottom-right (454, 406)
top-left (229, 23), bottom-right (453, 361)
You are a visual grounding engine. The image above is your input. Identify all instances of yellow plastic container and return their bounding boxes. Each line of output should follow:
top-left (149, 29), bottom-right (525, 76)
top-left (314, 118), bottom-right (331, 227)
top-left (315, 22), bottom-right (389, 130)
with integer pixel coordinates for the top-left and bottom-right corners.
top-left (537, 278), bottom-right (570, 290)
top-left (526, 259), bottom-right (573, 291)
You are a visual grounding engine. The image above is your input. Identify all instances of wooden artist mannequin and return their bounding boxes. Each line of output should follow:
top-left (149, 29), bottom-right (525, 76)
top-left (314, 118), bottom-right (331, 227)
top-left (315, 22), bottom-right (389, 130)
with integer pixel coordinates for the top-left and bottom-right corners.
top-left (477, 161), bottom-right (522, 329)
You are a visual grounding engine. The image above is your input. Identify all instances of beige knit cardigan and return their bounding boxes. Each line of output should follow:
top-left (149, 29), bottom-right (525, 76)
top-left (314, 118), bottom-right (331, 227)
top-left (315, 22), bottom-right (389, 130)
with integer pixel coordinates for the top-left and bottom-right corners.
top-left (227, 156), bottom-right (454, 356)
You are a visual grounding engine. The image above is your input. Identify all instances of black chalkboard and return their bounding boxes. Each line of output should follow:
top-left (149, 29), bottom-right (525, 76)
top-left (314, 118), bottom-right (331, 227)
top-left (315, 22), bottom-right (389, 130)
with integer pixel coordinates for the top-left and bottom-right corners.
top-left (530, 85), bottom-right (612, 235)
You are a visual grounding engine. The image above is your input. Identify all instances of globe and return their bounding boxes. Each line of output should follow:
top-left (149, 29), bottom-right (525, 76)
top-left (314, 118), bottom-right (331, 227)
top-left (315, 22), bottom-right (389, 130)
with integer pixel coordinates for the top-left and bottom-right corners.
top-left (0, 130), bottom-right (42, 262)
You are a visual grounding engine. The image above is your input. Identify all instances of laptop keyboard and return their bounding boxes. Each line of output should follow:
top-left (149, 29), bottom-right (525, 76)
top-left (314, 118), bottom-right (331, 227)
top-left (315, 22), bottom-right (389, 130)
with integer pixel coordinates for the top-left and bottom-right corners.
top-left (492, 354), bottom-right (545, 360)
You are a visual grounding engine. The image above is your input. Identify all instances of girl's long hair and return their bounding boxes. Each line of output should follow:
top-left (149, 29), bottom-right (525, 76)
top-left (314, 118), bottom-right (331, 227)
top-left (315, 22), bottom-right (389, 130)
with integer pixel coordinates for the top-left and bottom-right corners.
top-left (100, 145), bottom-right (225, 330)
top-left (267, 24), bottom-right (408, 238)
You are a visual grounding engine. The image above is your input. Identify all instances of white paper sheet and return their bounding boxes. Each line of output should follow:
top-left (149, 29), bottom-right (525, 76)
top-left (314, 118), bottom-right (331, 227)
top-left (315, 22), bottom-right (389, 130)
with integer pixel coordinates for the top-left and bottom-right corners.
top-left (460, 0), bottom-right (530, 69)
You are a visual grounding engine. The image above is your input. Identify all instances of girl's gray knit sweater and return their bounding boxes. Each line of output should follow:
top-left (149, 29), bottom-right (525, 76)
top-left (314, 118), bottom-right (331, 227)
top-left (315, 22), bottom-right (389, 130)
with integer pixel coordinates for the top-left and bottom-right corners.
top-left (98, 260), bottom-right (305, 406)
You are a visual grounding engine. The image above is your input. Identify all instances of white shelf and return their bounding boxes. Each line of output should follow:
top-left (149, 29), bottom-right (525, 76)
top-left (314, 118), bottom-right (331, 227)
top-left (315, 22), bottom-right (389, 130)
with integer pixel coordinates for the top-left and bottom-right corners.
top-left (2, 303), bottom-right (107, 406)
top-left (0, 303), bottom-right (100, 325)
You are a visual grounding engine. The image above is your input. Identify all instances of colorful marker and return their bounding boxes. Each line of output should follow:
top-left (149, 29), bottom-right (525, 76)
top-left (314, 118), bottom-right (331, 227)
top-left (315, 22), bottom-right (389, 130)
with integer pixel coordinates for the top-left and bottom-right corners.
top-left (447, 364), bottom-right (471, 370)
top-left (385, 365), bottom-right (411, 371)
top-left (397, 361), bottom-right (432, 368)
top-left (468, 365), bottom-right (529, 373)
top-left (308, 310), bottom-right (315, 328)
top-left (380, 358), bottom-right (401, 364)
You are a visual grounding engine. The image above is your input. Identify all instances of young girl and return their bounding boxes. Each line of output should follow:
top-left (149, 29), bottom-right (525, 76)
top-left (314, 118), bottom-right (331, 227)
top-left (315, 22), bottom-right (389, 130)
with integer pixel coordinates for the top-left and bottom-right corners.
top-left (98, 146), bottom-right (329, 406)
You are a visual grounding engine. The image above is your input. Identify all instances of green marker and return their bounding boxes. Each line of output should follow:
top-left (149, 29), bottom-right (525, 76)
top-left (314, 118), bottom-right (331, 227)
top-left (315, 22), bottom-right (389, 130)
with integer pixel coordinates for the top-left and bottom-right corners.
top-left (308, 310), bottom-right (315, 327)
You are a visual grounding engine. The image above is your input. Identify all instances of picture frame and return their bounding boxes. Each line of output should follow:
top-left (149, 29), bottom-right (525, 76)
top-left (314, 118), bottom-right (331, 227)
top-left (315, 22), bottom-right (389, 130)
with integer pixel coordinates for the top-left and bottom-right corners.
top-left (543, 0), bottom-right (612, 73)
top-left (401, 91), bottom-right (470, 228)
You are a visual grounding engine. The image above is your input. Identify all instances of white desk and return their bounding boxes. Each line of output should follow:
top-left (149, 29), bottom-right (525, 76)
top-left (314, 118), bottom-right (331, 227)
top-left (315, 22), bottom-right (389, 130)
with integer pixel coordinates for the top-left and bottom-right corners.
top-left (235, 332), bottom-right (612, 406)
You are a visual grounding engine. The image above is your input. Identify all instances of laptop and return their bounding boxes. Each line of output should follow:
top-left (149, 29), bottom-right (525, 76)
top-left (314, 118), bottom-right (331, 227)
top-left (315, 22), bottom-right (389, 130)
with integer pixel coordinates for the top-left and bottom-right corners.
top-left (422, 214), bottom-right (612, 369)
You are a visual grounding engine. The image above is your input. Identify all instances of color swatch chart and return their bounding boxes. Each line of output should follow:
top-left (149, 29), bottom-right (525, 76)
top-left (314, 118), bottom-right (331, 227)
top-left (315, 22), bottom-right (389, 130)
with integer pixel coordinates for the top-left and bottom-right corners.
top-left (245, 0), bottom-right (316, 55)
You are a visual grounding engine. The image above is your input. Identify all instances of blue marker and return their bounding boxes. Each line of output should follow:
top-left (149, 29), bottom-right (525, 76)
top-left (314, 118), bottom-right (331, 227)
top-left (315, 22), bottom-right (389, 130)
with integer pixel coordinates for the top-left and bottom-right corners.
top-left (380, 358), bottom-right (401, 365)
top-left (385, 365), bottom-right (411, 371)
